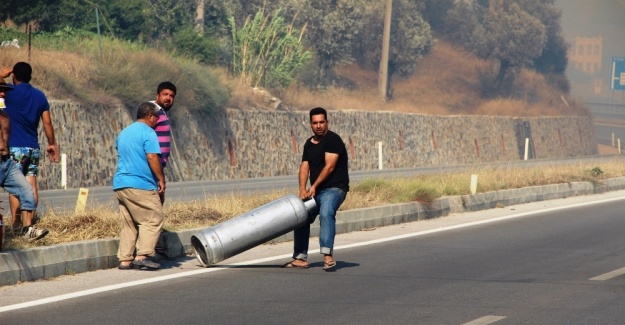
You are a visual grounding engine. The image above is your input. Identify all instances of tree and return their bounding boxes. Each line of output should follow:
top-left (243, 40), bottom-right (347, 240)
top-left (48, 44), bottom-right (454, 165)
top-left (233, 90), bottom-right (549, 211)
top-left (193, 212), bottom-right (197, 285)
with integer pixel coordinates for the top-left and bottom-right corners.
top-left (171, 27), bottom-right (217, 64)
top-left (443, 1), bottom-right (483, 51)
top-left (0, 0), bottom-right (94, 32)
top-left (514, 0), bottom-right (568, 75)
top-left (423, 0), bottom-right (455, 32)
top-left (141, 0), bottom-right (195, 41)
top-left (221, 0), bottom-right (276, 26)
top-left (103, 0), bottom-right (153, 42)
top-left (443, 0), bottom-right (568, 95)
top-left (444, 1), bottom-right (547, 95)
top-left (482, 3), bottom-right (547, 89)
top-left (294, 0), bottom-right (365, 84)
top-left (355, 0), bottom-right (434, 96)
top-left (201, 0), bottom-right (235, 34)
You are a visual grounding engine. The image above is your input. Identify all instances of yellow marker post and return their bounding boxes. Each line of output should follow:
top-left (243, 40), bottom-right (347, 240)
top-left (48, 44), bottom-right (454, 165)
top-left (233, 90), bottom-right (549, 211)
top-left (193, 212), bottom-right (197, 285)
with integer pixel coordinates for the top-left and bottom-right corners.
top-left (75, 188), bottom-right (89, 214)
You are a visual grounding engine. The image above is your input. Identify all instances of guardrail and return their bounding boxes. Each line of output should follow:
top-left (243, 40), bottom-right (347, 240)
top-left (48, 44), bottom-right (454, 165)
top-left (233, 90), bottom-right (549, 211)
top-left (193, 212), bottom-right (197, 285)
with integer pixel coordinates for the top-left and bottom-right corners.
top-left (585, 102), bottom-right (625, 115)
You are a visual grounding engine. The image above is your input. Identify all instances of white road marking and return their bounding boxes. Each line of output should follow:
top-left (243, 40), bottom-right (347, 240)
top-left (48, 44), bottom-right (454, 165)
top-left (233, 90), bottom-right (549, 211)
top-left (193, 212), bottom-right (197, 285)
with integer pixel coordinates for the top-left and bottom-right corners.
top-left (333, 196), bottom-right (625, 250)
top-left (590, 266), bottom-right (625, 281)
top-left (0, 253), bottom-right (293, 313)
top-left (462, 315), bottom-right (506, 325)
top-left (1, 195), bottom-right (625, 313)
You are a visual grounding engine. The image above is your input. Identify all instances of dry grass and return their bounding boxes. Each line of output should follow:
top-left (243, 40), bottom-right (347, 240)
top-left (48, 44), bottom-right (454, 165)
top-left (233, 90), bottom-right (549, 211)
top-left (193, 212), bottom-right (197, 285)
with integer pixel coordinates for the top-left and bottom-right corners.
top-left (0, 40), bottom-right (228, 111)
top-left (281, 41), bottom-right (485, 114)
top-left (4, 159), bottom-right (624, 250)
top-left (0, 47), bottom-right (102, 102)
top-left (281, 41), bottom-right (586, 117)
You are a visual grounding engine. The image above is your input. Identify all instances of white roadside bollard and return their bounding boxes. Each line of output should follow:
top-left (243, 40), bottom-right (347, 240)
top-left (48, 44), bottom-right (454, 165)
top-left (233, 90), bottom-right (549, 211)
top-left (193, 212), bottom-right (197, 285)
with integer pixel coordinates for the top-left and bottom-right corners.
top-left (470, 174), bottom-right (478, 195)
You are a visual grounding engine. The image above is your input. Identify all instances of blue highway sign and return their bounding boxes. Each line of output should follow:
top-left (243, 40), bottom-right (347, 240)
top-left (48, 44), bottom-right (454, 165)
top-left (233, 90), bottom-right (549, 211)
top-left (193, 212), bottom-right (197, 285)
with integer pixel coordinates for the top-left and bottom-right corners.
top-left (611, 56), bottom-right (625, 90)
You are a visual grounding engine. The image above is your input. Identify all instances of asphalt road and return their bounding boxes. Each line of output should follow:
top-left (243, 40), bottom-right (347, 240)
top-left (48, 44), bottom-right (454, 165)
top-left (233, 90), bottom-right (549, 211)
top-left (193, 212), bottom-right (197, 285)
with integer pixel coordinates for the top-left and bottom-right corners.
top-left (588, 102), bottom-right (625, 147)
top-left (2, 190), bottom-right (625, 324)
top-left (594, 122), bottom-right (625, 146)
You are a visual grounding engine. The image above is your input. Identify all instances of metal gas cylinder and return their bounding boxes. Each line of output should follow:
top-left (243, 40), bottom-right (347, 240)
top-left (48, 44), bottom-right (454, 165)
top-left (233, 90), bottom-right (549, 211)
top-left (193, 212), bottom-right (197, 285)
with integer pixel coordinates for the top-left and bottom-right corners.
top-left (191, 194), bottom-right (316, 267)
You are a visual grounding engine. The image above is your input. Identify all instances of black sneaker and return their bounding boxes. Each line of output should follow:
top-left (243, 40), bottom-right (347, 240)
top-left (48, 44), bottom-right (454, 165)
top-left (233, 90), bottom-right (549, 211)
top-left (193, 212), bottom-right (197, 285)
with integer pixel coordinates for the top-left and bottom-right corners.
top-left (21, 226), bottom-right (49, 242)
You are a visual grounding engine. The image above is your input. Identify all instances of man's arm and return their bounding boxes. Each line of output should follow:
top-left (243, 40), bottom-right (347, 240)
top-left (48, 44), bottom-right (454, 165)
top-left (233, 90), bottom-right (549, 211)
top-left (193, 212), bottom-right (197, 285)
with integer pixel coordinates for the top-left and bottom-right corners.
top-left (41, 111), bottom-right (59, 163)
top-left (147, 153), bottom-right (166, 194)
top-left (298, 161), bottom-right (310, 199)
top-left (0, 110), bottom-right (10, 156)
top-left (307, 152), bottom-right (339, 198)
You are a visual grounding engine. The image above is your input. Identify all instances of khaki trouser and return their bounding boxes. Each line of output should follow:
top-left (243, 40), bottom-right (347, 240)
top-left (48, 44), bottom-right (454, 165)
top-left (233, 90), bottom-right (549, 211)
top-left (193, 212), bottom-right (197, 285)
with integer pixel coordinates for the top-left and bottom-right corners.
top-left (115, 188), bottom-right (164, 262)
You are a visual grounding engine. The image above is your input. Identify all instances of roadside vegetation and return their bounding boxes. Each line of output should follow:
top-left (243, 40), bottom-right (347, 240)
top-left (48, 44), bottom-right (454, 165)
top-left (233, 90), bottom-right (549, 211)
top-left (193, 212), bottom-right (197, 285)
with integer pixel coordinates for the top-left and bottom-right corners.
top-left (0, 0), bottom-right (586, 116)
top-left (0, 1), bottom-right (599, 250)
top-left (0, 29), bottom-right (230, 114)
top-left (5, 159), bottom-right (624, 250)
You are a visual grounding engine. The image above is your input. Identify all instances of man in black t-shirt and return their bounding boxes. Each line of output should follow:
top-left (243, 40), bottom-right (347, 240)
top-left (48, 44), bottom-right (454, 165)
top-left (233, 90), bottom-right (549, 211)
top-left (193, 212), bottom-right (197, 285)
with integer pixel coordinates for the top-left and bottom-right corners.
top-left (282, 107), bottom-right (349, 271)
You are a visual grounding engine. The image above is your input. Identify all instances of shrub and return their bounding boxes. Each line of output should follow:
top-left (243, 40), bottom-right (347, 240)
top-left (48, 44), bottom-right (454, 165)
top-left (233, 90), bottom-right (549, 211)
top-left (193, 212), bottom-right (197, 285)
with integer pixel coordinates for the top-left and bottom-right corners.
top-left (229, 8), bottom-right (311, 91)
top-left (169, 28), bottom-right (218, 64)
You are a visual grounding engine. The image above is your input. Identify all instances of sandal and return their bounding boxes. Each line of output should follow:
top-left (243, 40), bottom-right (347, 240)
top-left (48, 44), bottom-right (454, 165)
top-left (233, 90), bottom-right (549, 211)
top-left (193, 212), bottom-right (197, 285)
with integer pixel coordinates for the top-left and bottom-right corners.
top-left (323, 260), bottom-right (337, 271)
top-left (281, 260), bottom-right (309, 269)
top-left (118, 263), bottom-right (133, 270)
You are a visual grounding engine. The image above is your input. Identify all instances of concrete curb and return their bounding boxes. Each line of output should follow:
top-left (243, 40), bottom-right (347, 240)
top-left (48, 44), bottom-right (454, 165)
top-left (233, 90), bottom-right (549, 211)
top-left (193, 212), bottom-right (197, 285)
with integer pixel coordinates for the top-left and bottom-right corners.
top-left (2, 177), bottom-right (625, 287)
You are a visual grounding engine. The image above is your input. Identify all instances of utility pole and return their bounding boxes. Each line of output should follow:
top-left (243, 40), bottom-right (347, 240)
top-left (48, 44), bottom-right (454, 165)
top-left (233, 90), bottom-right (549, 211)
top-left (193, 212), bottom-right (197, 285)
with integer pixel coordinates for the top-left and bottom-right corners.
top-left (194, 0), bottom-right (206, 37)
top-left (378, 0), bottom-right (392, 101)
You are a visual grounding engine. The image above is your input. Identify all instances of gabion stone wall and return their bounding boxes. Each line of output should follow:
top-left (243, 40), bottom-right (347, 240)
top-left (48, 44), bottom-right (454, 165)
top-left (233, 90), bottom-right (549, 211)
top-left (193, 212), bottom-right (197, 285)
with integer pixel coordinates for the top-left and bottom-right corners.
top-left (35, 102), bottom-right (596, 190)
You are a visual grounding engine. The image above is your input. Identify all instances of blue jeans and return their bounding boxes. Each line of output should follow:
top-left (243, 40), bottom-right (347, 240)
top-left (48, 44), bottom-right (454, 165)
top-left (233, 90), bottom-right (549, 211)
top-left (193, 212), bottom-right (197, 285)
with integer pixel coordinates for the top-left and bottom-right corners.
top-left (0, 158), bottom-right (36, 210)
top-left (293, 187), bottom-right (346, 260)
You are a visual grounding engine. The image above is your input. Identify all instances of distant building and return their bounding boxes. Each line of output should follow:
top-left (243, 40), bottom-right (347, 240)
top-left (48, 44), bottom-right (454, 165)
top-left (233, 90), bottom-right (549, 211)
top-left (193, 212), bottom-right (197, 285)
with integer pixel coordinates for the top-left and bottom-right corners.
top-left (568, 36), bottom-right (605, 99)
top-left (568, 36), bottom-right (602, 75)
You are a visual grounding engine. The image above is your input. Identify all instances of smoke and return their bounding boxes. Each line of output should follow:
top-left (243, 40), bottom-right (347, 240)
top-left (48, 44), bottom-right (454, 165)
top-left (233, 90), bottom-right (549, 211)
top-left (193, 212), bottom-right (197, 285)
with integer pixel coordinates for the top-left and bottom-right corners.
top-left (556, 0), bottom-right (625, 56)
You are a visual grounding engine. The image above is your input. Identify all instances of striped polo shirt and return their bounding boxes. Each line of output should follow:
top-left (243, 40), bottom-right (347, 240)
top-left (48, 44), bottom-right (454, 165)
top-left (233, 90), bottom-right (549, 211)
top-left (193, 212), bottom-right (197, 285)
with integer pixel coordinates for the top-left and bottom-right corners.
top-left (150, 101), bottom-right (171, 167)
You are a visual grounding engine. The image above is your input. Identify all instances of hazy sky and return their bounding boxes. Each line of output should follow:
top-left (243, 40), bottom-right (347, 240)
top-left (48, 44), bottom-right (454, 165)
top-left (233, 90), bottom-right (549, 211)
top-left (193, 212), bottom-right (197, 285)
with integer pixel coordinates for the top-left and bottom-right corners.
top-left (556, 0), bottom-right (625, 57)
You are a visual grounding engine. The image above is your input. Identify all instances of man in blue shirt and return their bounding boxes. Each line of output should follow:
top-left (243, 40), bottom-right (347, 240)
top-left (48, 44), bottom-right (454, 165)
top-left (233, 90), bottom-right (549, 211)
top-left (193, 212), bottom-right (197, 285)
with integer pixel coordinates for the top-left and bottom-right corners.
top-left (0, 82), bottom-right (46, 241)
top-left (114, 102), bottom-right (166, 270)
top-left (0, 62), bottom-right (59, 233)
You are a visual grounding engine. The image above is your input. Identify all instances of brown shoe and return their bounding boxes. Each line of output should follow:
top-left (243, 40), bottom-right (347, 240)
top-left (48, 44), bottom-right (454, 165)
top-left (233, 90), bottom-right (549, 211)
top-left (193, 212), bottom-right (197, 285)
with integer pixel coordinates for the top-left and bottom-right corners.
top-left (132, 258), bottom-right (160, 270)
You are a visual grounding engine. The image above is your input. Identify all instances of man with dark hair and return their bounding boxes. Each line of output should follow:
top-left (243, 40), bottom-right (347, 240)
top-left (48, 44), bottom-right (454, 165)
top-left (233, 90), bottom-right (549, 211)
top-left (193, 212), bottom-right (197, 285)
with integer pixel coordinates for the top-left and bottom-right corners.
top-left (0, 81), bottom-right (47, 242)
top-left (114, 101), bottom-right (165, 270)
top-left (150, 81), bottom-right (176, 204)
top-left (149, 82), bottom-right (176, 259)
top-left (1, 62), bottom-right (58, 238)
top-left (151, 82), bottom-right (176, 168)
top-left (283, 107), bottom-right (349, 271)
top-left (11, 62), bottom-right (32, 83)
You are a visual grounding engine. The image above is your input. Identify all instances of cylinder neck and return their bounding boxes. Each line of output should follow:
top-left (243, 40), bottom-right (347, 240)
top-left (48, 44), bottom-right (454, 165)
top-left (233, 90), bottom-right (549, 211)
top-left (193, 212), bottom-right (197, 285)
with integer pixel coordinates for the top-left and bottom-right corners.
top-left (303, 198), bottom-right (316, 213)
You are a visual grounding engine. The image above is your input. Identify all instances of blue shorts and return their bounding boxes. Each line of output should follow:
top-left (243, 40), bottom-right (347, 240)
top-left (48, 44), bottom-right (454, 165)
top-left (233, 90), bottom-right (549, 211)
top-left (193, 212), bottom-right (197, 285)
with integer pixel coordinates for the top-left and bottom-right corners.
top-left (10, 147), bottom-right (41, 177)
